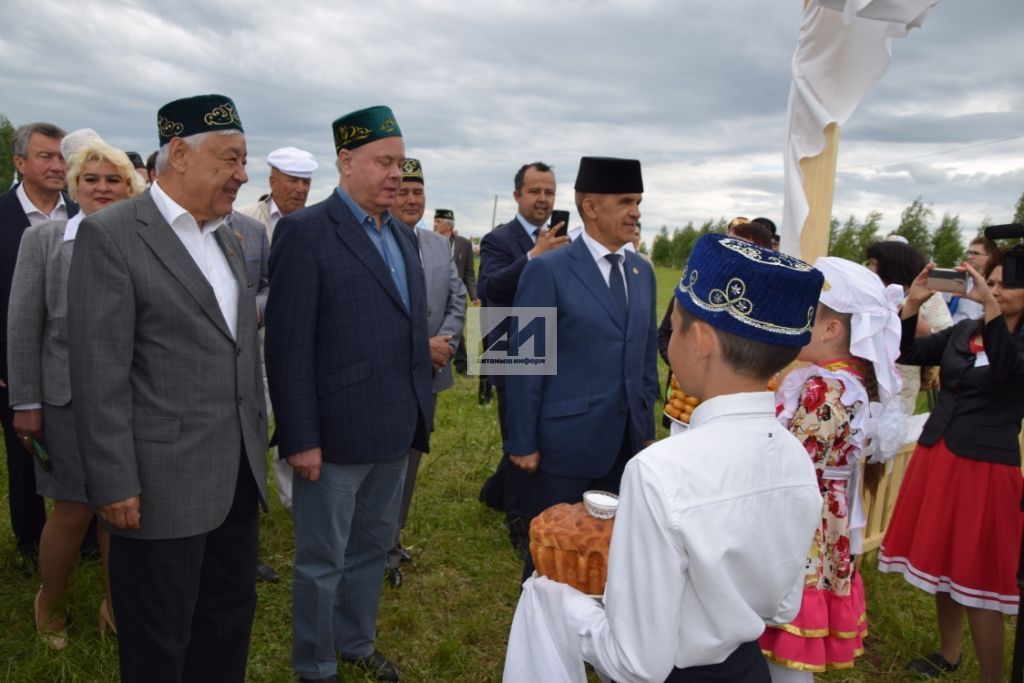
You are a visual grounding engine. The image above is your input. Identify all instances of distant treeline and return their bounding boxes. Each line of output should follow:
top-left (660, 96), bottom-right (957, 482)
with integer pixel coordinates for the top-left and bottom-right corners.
top-left (648, 193), bottom-right (1024, 268)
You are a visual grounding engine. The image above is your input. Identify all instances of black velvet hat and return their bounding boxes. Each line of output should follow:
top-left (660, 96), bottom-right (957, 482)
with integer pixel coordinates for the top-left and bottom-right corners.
top-left (332, 105), bottom-right (402, 154)
top-left (574, 157), bottom-right (643, 194)
top-left (157, 94), bottom-right (243, 146)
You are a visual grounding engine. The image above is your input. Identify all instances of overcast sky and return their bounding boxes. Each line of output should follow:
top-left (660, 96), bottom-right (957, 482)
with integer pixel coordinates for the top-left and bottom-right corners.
top-left (1, 0), bottom-right (1021, 241)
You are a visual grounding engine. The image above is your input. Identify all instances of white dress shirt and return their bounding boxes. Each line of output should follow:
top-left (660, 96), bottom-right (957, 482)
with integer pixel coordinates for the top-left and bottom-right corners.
top-left (578, 229), bottom-right (628, 301)
top-left (267, 197), bottom-right (283, 232)
top-left (150, 181), bottom-right (239, 339)
top-left (17, 183), bottom-right (67, 225)
top-left (506, 392), bottom-right (822, 682)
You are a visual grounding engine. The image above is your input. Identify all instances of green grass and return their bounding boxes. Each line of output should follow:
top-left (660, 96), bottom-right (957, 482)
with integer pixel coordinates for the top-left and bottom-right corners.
top-left (0, 264), bottom-right (1016, 681)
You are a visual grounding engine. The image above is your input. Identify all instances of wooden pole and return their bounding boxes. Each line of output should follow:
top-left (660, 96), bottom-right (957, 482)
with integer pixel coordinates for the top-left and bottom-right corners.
top-left (799, 122), bottom-right (841, 262)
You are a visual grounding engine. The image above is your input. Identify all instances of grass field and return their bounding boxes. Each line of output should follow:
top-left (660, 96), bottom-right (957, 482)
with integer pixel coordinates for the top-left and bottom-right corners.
top-left (0, 264), bottom-right (1015, 681)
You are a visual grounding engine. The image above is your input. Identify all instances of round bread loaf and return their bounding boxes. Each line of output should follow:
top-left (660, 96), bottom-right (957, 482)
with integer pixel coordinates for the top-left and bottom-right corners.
top-left (529, 502), bottom-right (613, 595)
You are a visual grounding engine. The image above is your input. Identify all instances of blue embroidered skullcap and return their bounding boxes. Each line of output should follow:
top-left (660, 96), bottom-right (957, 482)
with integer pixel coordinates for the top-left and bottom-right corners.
top-left (674, 234), bottom-right (824, 347)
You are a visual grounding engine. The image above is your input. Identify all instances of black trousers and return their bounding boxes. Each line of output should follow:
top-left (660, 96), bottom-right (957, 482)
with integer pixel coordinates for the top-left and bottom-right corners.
top-left (110, 457), bottom-right (259, 683)
top-left (0, 348), bottom-right (46, 554)
top-left (664, 641), bottom-right (769, 682)
top-left (479, 386), bottom-right (533, 538)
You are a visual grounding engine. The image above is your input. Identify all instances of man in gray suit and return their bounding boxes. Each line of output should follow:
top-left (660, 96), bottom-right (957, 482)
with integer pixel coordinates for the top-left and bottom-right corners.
top-left (67, 94), bottom-right (267, 683)
top-left (386, 158), bottom-right (466, 587)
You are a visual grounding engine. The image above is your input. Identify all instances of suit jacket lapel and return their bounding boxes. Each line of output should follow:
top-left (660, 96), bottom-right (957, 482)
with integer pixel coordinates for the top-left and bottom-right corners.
top-left (623, 251), bottom-right (648, 334)
top-left (566, 236), bottom-right (625, 331)
top-left (512, 219), bottom-right (535, 257)
top-left (327, 193), bottom-right (410, 317)
top-left (214, 225), bottom-right (254, 328)
top-left (134, 193), bottom-right (235, 340)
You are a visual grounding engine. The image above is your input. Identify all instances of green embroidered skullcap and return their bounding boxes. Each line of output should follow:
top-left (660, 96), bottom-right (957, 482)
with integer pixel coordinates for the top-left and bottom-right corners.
top-left (401, 158), bottom-right (424, 183)
top-left (157, 94), bottom-right (243, 146)
top-left (332, 105), bottom-right (402, 153)
top-left (434, 209), bottom-right (454, 221)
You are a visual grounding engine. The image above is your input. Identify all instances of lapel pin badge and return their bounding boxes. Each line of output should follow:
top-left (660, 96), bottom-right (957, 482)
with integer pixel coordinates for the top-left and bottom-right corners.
top-left (632, 266), bottom-right (639, 275)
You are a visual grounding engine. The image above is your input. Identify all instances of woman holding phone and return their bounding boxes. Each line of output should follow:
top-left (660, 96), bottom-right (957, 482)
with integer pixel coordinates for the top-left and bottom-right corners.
top-left (878, 252), bottom-right (1024, 681)
top-left (7, 139), bottom-right (144, 648)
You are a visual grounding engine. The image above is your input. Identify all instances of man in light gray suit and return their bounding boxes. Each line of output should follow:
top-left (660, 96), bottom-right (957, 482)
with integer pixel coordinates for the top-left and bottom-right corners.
top-left (387, 158), bottom-right (465, 587)
top-left (67, 94), bottom-right (267, 683)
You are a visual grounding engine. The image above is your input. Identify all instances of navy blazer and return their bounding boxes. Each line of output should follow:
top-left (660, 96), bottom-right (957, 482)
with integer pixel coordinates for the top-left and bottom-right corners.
top-left (0, 185), bottom-right (77, 349)
top-left (504, 236), bottom-right (659, 479)
top-left (265, 191), bottom-right (434, 464)
top-left (477, 217), bottom-right (536, 388)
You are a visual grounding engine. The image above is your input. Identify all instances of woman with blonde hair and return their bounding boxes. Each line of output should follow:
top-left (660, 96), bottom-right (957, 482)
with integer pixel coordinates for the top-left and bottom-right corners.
top-left (7, 139), bottom-right (144, 648)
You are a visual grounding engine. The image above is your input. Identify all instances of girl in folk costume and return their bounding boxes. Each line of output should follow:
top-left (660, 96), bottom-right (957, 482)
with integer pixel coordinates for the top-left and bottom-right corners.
top-left (760, 257), bottom-right (905, 681)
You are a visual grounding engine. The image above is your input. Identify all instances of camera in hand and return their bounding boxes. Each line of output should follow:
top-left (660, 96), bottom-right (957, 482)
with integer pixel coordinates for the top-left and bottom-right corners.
top-left (926, 268), bottom-right (968, 294)
top-left (983, 223), bottom-right (1024, 288)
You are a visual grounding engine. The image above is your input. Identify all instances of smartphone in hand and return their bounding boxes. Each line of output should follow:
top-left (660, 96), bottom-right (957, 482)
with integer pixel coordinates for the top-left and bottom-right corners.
top-left (550, 210), bottom-right (571, 238)
top-left (926, 268), bottom-right (968, 294)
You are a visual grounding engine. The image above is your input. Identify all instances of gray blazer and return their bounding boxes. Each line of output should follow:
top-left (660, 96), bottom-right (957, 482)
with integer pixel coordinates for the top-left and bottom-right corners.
top-left (417, 227), bottom-right (466, 392)
top-left (228, 211), bottom-right (270, 319)
top-left (67, 190), bottom-right (268, 539)
top-left (7, 219), bottom-right (74, 407)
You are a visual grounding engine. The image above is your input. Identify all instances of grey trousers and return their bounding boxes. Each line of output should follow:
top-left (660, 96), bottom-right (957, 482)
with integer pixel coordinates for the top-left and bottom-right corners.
top-left (386, 448), bottom-right (421, 568)
top-left (290, 456), bottom-right (407, 679)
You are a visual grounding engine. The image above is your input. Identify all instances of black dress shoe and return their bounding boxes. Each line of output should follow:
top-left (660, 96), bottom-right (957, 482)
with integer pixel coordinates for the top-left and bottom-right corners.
top-left (298, 675), bottom-right (339, 683)
top-left (340, 650), bottom-right (400, 682)
top-left (395, 546), bottom-right (413, 564)
top-left (907, 652), bottom-right (962, 677)
top-left (385, 567), bottom-right (402, 588)
top-left (16, 546), bottom-right (38, 576)
top-left (256, 560), bottom-right (280, 583)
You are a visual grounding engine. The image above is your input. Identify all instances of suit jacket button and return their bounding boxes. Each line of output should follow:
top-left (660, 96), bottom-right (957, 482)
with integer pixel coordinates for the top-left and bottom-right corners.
top-left (237, 396), bottom-right (244, 405)
top-left (236, 347), bottom-right (242, 356)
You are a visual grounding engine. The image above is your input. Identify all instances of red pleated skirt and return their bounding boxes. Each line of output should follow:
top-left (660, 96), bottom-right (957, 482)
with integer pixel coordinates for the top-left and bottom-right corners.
top-left (878, 438), bottom-right (1023, 615)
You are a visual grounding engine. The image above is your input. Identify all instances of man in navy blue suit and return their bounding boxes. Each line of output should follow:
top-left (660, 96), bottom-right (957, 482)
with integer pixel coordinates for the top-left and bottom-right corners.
top-left (476, 162), bottom-right (570, 555)
top-left (505, 157), bottom-right (659, 575)
top-left (265, 106), bottom-right (432, 683)
top-left (1, 122), bottom-right (77, 569)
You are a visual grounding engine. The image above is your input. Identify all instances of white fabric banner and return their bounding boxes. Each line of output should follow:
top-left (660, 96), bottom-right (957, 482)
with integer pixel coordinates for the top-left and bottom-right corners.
top-left (780, 0), bottom-right (940, 256)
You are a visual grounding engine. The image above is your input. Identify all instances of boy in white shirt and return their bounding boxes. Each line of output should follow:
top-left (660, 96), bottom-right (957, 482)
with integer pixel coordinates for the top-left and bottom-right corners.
top-left (506, 233), bottom-right (825, 682)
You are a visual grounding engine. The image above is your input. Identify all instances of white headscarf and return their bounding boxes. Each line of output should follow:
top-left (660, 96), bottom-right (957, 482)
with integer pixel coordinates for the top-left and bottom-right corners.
top-left (815, 256), bottom-right (906, 462)
top-left (60, 128), bottom-right (103, 162)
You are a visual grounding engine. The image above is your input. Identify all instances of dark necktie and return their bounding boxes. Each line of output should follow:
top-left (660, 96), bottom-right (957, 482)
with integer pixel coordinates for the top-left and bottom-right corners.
top-left (605, 253), bottom-right (627, 318)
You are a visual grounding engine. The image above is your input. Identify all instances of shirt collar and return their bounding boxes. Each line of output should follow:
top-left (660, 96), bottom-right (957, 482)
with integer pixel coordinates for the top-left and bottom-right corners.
top-left (516, 213), bottom-right (545, 241)
top-left (579, 228), bottom-right (625, 264)
top-left (16, 183), bottom-right (66, 218)
top-left (151, 181), bottom-right (225, 234)
top-left (268, 197), bottom-right (282, 222)
top-left (335, 185), bottom-right (397, 232)
top-left (689, 391), bottom-right (776, 429)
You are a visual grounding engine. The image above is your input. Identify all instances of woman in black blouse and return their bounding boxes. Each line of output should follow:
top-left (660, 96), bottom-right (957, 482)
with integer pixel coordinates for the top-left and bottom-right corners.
top-left (878, 249), bottom-right (1023, 682)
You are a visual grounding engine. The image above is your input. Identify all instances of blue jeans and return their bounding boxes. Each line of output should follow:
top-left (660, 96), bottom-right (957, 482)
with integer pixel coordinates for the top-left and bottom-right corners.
top-left (291, 456), bottom-right (407, 679)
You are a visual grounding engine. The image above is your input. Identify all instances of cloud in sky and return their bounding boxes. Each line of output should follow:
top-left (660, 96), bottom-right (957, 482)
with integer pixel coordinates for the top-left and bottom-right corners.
top-left (1, 0), bottom-right (1021, 241)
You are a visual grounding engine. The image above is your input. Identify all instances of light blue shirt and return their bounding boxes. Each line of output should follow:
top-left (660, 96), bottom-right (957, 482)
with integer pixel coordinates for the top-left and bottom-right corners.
top-left (335, 186), bottom-right (410, 311)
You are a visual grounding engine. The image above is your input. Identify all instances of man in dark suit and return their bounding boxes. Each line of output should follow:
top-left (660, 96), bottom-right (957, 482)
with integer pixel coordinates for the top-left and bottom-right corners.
top-left (505, 157), bottom-right (659, 577)
top-left (265, 106), bottom-right (433, 683)
top-left (1, 121), bottom-right (77, 568)
top-left (432, 209), bottom-right (476, 374)
top-left (67, 95), bottom-right (267, 683)
top-left (475, 161), bottom-right (569, 555)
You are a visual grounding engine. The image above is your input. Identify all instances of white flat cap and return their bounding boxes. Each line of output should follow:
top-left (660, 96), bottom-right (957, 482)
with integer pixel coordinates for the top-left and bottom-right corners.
top-left (61, 128), bottom-right (103, 161)
top-left (267, 146), bottom-right (318, 178)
